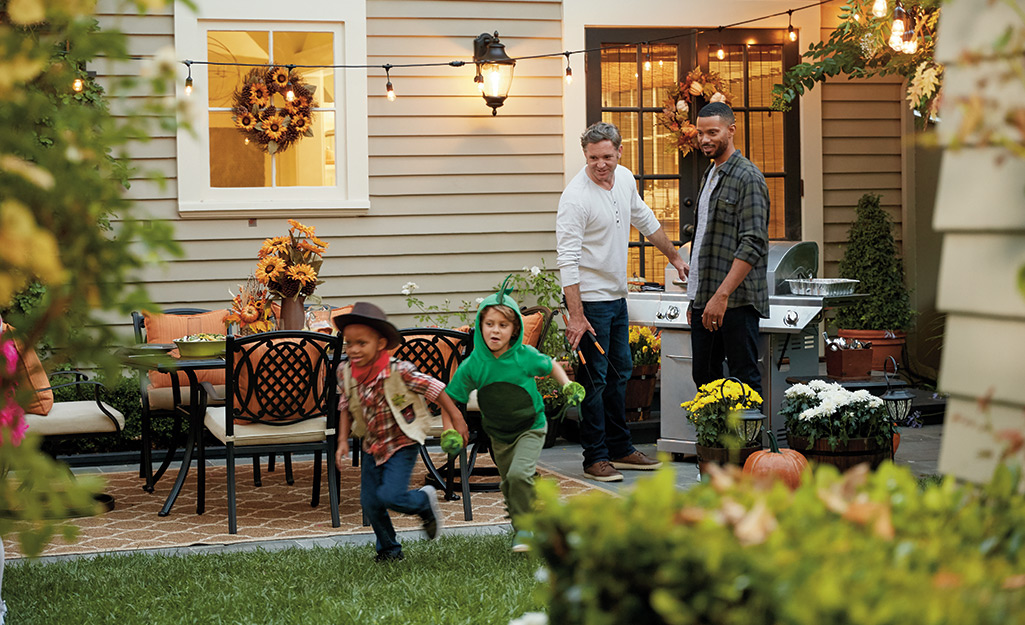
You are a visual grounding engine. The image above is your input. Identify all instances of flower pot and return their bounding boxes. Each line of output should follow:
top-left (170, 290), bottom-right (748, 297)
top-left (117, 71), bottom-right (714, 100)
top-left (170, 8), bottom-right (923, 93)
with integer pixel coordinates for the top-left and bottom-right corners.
top-left (837, 329), bottom-right (907, 372)
top-left (624, 363), bottom-right (658, 422)
top-left (695, 443), bottom-right (762, 467)
top-left (825, 347), bottom-right (872, 381)
top-left (789, 435), bottom-right (890, 471)
top-left (278, 296), bottom-right (306, 331)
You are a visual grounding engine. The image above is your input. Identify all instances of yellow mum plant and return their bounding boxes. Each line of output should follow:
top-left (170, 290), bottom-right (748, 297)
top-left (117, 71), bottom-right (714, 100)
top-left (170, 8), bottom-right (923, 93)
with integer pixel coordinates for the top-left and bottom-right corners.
top-left (682, 378), bottom-right (763, 448)
top-left (629, 325), bottom-right (661, 366)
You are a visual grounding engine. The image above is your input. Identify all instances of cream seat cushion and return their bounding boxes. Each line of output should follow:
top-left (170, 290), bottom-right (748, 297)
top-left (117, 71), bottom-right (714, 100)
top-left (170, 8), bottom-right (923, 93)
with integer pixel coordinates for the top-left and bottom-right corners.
top-left (147, 384), bottom-right (226, 412)
top-left (23, 401), bottom-right (125, 436)
top-left (204, 406), bottom-right (329, 446)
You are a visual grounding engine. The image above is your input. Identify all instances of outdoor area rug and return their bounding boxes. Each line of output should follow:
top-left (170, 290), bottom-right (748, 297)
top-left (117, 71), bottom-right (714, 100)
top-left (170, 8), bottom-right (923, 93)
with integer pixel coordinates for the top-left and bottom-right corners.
top-left (2, 454), bottom-right (599, 559)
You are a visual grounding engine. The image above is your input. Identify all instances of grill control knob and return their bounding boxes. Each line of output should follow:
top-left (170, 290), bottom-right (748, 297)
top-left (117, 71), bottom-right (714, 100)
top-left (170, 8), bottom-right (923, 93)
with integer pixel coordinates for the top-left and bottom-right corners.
top-left (655, 309), bottom-right (664, 319)
top-left (666, 305), bottom-right (680, 320)
top-left (783, 310), bottom-right (799, 327)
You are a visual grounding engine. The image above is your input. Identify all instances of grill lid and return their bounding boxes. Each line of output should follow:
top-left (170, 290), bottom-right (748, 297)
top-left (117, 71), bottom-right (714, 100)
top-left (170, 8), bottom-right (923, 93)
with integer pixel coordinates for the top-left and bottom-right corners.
top-left (766, 241), bottom-right (818, 295)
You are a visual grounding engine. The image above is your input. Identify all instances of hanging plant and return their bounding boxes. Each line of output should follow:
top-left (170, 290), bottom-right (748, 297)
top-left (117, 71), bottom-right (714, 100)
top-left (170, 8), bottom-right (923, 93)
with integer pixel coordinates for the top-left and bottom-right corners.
top-left (232, 66), bottom-right (317, 155)
top-left (656, 66), bottom-right (734, 158)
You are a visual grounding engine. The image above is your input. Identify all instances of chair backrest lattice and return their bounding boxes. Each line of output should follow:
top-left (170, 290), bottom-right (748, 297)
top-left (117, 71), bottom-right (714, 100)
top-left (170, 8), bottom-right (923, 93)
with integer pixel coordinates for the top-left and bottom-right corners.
top-left (227, 331), bottom-right (340, 427)
top-left (392, 328), bottom-right (472, 414)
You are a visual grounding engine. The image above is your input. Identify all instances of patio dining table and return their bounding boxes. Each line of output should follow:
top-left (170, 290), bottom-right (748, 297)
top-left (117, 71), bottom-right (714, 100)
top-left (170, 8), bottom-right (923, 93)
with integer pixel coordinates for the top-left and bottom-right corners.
top-left (120, 346), bottom-right (222, 517)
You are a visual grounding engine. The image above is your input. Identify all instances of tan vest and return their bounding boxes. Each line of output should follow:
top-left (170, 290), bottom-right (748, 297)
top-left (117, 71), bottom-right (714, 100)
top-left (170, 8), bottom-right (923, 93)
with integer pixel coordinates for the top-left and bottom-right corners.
top-left (341, 361), bottom-right (439, 445)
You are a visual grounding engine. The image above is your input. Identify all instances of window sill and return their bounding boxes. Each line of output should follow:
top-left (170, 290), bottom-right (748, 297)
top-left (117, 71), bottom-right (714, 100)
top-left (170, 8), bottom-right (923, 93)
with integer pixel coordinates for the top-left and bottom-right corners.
top-left (177, 200), bottom-right (371, 219)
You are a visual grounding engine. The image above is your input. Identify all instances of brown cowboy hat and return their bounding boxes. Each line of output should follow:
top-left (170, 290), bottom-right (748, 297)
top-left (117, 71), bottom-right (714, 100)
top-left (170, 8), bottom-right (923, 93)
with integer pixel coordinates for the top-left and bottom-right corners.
top-left (332, 301), bottom-right (403, 349)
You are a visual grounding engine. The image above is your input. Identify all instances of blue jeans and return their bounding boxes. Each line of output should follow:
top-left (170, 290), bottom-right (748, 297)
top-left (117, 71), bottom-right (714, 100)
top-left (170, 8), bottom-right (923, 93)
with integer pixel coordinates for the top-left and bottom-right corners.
top-left (360, 445), bottom-right (430, 556)
top-left (690, 304), bottom-right (762, 395)
top-left (577, 299), bottom-right (636, 468)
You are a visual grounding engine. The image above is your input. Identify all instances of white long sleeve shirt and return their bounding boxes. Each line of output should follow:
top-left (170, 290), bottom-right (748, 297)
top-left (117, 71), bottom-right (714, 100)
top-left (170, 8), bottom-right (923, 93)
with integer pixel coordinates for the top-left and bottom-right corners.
top-left (556, 165), bottom-right (661, 301)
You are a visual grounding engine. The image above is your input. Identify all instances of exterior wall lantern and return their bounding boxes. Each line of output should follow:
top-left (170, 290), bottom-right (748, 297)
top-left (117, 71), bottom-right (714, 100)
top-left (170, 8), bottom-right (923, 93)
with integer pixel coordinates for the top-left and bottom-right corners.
top-left (473, 31), bottom-right (516, 115)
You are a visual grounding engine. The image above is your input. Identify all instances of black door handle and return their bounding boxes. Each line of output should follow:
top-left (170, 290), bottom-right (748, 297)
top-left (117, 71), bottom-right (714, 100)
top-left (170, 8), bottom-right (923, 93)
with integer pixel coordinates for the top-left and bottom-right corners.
top-left (683, 197), bottom-right (693, 208)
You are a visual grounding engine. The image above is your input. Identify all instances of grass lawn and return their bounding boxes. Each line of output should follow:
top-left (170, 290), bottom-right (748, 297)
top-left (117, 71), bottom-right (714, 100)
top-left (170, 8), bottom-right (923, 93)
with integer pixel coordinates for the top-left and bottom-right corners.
top-left (3, 534), bottom-right (545, 625)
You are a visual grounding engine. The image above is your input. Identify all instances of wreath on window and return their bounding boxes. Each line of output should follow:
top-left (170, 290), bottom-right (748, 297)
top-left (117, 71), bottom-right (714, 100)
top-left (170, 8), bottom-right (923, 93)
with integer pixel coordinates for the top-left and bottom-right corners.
top-left (656, 66), bottom-right (734, 158)
top-left (232, 66), bottom-right (318, 155)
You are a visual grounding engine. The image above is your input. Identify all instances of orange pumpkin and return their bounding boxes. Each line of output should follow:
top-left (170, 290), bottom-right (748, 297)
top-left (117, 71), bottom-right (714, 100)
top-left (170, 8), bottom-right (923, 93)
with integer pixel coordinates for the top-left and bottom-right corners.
top-left (742, 431), bottom-right (808, 490)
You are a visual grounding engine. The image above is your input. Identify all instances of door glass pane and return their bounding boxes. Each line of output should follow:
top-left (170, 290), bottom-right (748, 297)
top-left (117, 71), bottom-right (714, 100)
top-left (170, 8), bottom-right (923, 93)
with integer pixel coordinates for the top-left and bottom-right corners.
top-left (748, 111), bottom-right (784, 174)
top-left (601, 45), bottom-right (637, 108)
top-left (644, 178), bottom-right (680, 238)
top-left (766, 177), bottom-right (785, 239)
top-left (208, 31), bottom-right (269, 108)
top-left (644, 44), bottom-right (677, 108)
top-left (643, 112), bottom-right (678, 175)
top-left (747, 45), bottom-right (782, 108)
top-left (708, 45), bottom-right (745, 104)
top-left (602, 111), bottom-right (638, 173)
top-left (209, 111), bottom-right (270, 187)
top-left (276, 112), bottom-right (336, 186)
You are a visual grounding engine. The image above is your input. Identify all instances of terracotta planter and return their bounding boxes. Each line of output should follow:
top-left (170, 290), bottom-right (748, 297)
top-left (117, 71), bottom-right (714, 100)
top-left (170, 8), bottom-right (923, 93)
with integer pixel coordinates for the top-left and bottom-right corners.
top-left (837, 329), bottom-right (907, 372)
top-left (278, 296), bottom-right (306, 331)
top-left (789, 435), bottom-right (890, 471)
top-left (624, 363), bottom-right (658, 422)
top-left (695, 443), bottom-right (762, 467)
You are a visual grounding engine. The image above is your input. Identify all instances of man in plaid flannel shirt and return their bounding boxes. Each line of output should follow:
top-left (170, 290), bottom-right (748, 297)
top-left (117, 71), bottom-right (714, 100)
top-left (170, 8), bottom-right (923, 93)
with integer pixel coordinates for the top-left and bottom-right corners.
top-left (687, 102), bottom-right (769, 394)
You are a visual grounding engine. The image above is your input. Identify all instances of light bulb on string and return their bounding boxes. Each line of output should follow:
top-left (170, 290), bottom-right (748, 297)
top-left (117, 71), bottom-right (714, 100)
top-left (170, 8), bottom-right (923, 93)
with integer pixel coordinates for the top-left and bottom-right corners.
top-left (564, 52), bottom-right (573, 85)
top-left (72, 77), bottom-right (84, 92)
top-left (901, 30), bottom-right (918, 54)
top-left (787, 10), bottom-right (797, 42)
top-left (384, 65), bottom-right (395, 101)
top-left (285, 65), bottom-right (295, 101)
top-left (644, 44), bottom-right (651, 71)
top-left (184, 60), bottom-right (193, 96)
top-left (872, 0), bottom-right (888, 18)
top-left (716, 45), bottom-right (725, 60)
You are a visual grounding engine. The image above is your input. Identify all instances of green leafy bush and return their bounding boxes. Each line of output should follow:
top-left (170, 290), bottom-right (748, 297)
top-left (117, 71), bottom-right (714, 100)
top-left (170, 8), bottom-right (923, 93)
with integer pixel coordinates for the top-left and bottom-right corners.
top-left (527, 461), bottom-right (1025, 625)
top-left (834, 193), bottom-right (915, 331)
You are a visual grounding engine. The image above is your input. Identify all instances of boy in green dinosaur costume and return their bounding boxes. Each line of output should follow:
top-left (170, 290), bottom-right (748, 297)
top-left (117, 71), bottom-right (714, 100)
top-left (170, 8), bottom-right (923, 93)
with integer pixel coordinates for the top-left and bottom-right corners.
top-left (445, 278), bottom-right (584, 552)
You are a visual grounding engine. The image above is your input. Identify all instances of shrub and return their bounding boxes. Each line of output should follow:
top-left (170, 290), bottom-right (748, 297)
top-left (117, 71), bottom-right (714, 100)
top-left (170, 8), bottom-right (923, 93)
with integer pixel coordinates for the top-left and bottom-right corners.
top-left (834, 193), bottom-right (915, 331)
top-left (527, 462), bottom-right (1025, 625)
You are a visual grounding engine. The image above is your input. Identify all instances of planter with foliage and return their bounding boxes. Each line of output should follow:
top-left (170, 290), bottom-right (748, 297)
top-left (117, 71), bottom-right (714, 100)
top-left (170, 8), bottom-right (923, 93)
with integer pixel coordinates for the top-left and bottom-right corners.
top-left (682, 378), bottom-right (763, 465)
top-left (834, 193), bottom-right (915, 370)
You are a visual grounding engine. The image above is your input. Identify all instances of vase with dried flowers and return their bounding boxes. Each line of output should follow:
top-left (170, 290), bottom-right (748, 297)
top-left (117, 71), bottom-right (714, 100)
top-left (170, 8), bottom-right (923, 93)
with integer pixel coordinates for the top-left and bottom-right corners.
top-left (255, 219), bottom-right (328, 330)
top-left (223, 276), bottom-right (275, 336)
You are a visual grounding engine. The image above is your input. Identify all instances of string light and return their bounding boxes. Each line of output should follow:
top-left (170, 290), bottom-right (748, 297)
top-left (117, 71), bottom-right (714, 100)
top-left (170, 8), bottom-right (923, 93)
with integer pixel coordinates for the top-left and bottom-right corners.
top-left (788, 10), bottom-right (798, 42)
top-left (889, 3), bottom-right (907, 51)
top-left (644, 44), bottom-right (651, 71)
top-left (285, 64), bottom-right (295, 101)
top-left (384, 64), bottom-right (395, 101)
top-left (872, 0), bottom-right (888, 18)
top-left (564, 52), bottom-right (573, 84)
top-left (72, 77), bottom-right (84, 92)
top-left (717, 44), bottom-right (725, 60)
top-left (184, 60), bottom-right (193, 96)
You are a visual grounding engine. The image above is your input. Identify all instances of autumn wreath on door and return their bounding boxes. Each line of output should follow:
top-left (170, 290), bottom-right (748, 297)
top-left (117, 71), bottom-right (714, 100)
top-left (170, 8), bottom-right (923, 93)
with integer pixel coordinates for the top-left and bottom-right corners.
top-left (656, 66), bottom-right (733, 158)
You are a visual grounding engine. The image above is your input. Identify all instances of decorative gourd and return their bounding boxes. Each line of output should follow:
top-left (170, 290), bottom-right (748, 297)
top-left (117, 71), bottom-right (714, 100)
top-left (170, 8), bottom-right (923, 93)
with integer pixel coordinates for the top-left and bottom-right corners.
top-left (742, 431), bottom-right (807, 489)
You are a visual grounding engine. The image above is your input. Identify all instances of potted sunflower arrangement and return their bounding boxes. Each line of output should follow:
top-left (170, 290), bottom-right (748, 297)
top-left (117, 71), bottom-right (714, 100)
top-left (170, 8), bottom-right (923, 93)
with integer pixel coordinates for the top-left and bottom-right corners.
top-left (223, 276), bottom-right (274, 336)
top-left (625, 325), bottom-right (660, 421)
top-left (254, 219), bottom-right (328, 330)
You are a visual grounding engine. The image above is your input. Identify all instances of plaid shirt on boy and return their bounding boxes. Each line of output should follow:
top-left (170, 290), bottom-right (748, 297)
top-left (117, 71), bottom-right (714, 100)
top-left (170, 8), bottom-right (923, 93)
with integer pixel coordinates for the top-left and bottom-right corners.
top-left (689, 149), bottom-right (770, 318)
top-left (337, 358), bottom-right (445, 465)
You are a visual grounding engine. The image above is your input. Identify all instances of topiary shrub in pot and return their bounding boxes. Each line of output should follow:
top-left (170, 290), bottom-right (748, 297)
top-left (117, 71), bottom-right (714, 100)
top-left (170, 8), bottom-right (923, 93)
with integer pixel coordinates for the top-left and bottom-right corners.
top-left (834, 192), bottom-right (915, 371)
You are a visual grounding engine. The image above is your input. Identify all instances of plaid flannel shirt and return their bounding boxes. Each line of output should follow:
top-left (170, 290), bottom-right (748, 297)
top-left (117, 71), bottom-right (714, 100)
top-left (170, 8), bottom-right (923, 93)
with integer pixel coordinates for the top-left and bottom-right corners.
top-left (337, 358), bottom-right (445, 466)
top-left (689, 150), bottom-right (770, 318)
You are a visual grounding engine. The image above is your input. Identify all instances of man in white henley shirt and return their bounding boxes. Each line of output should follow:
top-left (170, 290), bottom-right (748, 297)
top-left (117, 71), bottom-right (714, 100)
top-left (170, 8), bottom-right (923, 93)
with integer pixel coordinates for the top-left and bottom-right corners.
top-left (556, 121), bottom-right (689, 482)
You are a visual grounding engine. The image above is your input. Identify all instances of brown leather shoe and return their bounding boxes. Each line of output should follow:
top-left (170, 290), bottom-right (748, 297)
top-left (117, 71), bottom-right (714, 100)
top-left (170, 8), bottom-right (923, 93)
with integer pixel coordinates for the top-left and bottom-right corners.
top-left (611, 451), bottom-right (662, 470)
top-left (584, 460), bottom-right (624, 482)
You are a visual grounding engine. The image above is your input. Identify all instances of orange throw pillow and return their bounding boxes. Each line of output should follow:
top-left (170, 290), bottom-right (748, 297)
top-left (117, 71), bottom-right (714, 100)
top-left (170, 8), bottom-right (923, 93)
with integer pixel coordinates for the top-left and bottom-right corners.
top-left (143, 310), bottom-right (228, 389)
top-left (2, 324), bottom-right (53, 416)
top-left (521, 312), bottom-right (544, 348)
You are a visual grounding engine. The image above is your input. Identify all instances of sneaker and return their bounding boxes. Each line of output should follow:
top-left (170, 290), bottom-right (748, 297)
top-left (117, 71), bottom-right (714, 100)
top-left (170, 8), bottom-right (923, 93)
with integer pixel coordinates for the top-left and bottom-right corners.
top-left (584, 460), bottom-right (624, 482)
top-left (611, 451), bottom-right (662, 471)
top-left (512, 530), bottom-right (533, 553)
top-left (374, 550), bottom-right (404, 563)
top-left (420, 485), bottom-right (443, 539)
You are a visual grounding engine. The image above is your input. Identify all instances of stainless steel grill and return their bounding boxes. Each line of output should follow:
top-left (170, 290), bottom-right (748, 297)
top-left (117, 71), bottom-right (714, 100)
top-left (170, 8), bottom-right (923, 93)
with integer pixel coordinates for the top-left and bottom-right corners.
top-left (626, 241), bottom-right (864, 456)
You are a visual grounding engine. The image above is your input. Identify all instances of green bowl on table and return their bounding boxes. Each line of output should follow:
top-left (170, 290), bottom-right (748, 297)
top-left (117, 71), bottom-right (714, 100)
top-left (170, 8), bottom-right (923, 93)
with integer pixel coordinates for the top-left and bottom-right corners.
top-left (174, 333), bottom-right (226, 359)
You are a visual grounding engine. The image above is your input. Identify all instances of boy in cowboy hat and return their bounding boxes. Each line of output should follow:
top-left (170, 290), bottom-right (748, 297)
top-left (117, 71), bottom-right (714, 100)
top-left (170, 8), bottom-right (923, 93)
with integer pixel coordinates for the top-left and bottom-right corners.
top-left (333, 302), bottom-right (469, 562)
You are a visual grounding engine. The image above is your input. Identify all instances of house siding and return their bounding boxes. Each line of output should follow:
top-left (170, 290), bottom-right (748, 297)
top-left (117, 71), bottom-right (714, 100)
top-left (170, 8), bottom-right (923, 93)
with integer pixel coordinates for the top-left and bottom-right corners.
top-left (819, 1), bottom-right (906, 278)
top-left (97, 0), bottom-right (564, 327)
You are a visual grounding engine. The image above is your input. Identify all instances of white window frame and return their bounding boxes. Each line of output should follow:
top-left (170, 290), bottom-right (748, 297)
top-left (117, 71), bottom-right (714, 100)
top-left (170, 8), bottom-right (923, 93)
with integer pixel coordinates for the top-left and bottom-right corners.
top-left (174, 1), bottom-right (368, 218)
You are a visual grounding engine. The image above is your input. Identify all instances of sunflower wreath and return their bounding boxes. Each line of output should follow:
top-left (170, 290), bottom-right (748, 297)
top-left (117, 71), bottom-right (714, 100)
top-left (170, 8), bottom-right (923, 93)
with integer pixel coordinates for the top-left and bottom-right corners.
top-left (232, 66), bottom-right (318, 155)
top-left (656, 66), bottom-right (734, 158)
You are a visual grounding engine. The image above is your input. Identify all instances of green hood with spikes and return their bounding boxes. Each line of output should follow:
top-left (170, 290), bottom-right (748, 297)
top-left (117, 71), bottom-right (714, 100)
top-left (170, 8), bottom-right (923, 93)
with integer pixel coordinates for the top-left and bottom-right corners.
top-left (446, 275), bottom-right (555, 443)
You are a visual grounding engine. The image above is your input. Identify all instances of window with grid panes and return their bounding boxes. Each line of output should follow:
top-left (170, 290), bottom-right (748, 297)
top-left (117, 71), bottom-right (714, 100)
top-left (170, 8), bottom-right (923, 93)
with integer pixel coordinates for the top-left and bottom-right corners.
top-left (585, 29), bottom-right (801, 283)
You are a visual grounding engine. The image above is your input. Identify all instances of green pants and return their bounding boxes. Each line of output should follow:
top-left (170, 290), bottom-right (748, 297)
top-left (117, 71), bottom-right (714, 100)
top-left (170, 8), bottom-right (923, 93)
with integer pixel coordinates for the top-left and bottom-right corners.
top-left (488, 425), bottom-right (546, 531)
